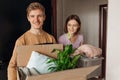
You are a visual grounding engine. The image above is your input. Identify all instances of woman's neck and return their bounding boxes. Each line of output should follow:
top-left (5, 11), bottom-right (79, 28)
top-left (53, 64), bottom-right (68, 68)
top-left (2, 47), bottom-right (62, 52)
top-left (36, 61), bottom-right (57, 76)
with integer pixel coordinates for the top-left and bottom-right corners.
top-left (67, 33), bottom-right (78, 43)
top-left (67, 33), bottom-right (76, 38)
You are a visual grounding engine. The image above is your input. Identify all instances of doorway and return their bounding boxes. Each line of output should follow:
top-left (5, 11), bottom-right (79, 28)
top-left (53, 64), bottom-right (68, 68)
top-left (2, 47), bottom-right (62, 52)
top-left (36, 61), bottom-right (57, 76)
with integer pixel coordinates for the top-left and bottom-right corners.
top-left (99, 4), bottom-right (108, 78)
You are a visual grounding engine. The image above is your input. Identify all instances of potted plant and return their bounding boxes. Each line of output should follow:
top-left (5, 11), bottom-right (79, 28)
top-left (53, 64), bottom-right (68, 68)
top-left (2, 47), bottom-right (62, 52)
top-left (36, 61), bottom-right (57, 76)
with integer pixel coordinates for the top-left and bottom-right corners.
top-left (47, 44), bottom-right (81, 72)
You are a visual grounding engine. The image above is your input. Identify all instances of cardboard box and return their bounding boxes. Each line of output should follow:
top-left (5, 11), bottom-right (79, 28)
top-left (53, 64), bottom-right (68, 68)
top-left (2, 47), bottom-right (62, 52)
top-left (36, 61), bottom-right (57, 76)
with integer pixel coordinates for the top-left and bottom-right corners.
top-left (16, 44), bottom-right (101, 80)
top-left (26, 65), bottom-right (100, 80)
top-left (77, 57), bottom-right (103, 78)
top-left (77, 57), bottom-right (103, 67)
top-left (16, 44), bottom-right (63, 67)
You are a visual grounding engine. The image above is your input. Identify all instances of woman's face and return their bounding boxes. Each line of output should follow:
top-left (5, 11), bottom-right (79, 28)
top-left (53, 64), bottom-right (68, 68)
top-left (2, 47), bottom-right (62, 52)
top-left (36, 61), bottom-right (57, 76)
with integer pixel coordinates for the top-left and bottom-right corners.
top-left (27, 9), bottom-right (46, 30)
top-left (67, 19), bottom-right (79, 35)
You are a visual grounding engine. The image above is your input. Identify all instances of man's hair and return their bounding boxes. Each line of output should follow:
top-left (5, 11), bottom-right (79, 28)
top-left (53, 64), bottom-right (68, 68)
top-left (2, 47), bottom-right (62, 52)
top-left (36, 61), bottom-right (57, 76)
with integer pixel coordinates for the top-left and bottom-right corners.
top-left (26, 2), bottom-right (45, 16)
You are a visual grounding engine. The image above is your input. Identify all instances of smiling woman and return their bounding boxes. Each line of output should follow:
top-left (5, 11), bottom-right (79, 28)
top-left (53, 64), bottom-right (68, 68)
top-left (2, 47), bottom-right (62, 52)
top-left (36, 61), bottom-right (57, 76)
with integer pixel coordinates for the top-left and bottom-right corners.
top-left (57, 0), bottom-right (107, 47)
top-left (58, 14), bottom-right (84, 49)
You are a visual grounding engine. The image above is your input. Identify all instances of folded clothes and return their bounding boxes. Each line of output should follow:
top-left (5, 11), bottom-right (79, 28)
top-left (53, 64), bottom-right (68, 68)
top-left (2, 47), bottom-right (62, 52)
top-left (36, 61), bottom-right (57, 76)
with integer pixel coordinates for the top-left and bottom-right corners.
top-left (73, 44), bottom-right (102, 58)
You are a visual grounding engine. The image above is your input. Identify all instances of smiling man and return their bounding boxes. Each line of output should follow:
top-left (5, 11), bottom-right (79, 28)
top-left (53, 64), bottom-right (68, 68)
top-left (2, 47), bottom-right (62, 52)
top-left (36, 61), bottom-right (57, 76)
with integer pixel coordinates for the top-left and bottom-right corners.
top-left (7, 2), bottom-right (56, 80)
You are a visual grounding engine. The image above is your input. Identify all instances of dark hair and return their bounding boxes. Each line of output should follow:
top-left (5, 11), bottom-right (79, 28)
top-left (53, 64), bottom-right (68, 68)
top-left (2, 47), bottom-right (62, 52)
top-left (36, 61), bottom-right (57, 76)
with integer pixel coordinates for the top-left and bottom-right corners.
top-left (26, 2), bottom-right (45, 16)
top-left (64, 14), bottom-right (81, 34)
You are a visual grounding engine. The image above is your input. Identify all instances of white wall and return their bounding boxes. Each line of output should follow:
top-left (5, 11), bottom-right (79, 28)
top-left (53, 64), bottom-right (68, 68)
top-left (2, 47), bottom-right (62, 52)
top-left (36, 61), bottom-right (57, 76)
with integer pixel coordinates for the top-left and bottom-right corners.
top-left (57, 0), bottom-right (107, 47)
top-left (106, 0), bottom-right (120, 80)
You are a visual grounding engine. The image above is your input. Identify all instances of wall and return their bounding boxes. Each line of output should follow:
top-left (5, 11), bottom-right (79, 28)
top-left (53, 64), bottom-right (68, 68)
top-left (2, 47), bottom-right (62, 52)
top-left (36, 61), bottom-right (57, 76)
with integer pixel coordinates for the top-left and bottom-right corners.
top-left (57, 0), bottom-right (64, 37)
top-left (106, 0), bottom-right (120, 80)
top-left (57, 0), bottom-right (107, 47)
top-left (57, 0), bottom-right (120, 79)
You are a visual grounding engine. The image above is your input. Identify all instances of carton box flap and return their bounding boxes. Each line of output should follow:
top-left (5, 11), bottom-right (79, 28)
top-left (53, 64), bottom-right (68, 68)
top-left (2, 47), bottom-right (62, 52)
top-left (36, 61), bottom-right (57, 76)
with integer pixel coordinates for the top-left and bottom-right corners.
top-left (26, 65), bottom-right (100, 80)
top-left (16, 44), bottom-right (63, 66)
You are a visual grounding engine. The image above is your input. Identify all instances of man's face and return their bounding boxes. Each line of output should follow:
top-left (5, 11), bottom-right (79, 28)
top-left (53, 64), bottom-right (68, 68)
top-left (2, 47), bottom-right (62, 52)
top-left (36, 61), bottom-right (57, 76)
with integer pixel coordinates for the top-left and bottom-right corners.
top-left (27, 9), bottom-right (46, 29)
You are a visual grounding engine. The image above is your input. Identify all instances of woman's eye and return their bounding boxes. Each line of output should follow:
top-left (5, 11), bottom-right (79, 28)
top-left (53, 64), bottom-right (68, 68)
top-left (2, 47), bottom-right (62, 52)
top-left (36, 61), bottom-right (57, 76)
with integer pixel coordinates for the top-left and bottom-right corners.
top-left (68, 24), bottom-right (78, 27)
top-left (68, 24), bottom-right (71, 27)
top-left (73, 25), bottom-right (78, 27)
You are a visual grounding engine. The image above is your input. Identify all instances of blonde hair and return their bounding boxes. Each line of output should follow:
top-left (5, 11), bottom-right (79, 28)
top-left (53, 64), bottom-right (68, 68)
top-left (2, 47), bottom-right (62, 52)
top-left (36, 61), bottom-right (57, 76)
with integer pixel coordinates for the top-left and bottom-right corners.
top-left (26, 2), bottom-right (45, 16)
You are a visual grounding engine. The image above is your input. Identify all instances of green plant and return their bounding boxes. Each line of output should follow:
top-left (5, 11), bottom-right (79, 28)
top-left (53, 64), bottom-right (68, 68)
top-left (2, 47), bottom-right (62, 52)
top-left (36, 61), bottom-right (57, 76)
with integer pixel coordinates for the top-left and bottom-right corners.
top-left (47, 44), bottom-right (81, 72)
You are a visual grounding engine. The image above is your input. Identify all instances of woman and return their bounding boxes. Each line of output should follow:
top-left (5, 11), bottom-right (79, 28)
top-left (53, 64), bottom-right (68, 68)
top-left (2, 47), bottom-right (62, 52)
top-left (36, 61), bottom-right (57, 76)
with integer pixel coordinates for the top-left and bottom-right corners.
top-left (58, 14), bottom-right (84, 49)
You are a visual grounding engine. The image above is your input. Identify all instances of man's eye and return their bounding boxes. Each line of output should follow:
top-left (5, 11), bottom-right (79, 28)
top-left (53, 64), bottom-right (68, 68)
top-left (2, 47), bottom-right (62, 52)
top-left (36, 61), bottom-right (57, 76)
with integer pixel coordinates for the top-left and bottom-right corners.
top-left (30, 15), bottom-right (34, 18)
top-left (38, 15), bottom-right (43, 17)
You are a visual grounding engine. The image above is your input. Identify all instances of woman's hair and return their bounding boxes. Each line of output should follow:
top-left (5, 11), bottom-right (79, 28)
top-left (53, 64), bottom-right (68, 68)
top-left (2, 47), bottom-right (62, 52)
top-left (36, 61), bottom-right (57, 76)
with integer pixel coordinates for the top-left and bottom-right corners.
top-left (26, 2), bottom-right (45, 16)
top-left (64, 14), bottom-right (81, 34)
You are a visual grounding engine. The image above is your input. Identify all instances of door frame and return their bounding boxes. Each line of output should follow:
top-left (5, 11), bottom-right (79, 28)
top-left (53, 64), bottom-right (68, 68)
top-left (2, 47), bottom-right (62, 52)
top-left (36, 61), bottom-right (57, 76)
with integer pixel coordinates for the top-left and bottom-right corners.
top-left (99, 4), bottom-right (107, 78)
top-left (52, 0), bottom-right (57, 39)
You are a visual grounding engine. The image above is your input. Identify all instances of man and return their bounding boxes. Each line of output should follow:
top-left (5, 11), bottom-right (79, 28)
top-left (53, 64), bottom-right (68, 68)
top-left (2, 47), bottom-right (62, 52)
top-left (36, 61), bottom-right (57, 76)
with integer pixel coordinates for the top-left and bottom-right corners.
top-left (8, 2), bottom-right (56, 80)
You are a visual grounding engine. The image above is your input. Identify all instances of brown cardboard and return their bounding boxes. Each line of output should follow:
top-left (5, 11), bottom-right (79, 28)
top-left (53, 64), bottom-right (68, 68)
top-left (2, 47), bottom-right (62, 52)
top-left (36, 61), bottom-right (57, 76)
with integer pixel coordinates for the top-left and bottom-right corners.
top-left (77, 57), bottom-right (103, 67)
top-left (16, 44), bottom-right (101, 80)
top-left (26, 65), bottom-right (100, 80)
top-left (16, 44), bottom-right (63, 67)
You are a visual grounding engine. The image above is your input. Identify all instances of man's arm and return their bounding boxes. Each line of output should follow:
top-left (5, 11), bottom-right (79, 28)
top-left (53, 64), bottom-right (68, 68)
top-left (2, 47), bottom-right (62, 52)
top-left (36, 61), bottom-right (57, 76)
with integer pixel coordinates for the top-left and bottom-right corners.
top-left (8, 38), bottom-right (24, 80)
top-left (7, 45), bottom-right (17, 80)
